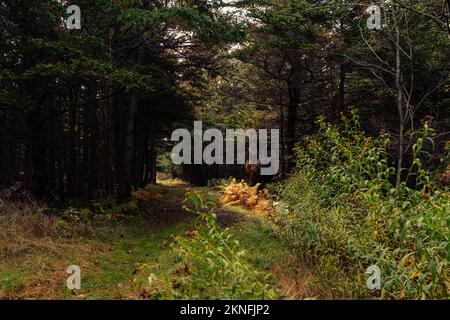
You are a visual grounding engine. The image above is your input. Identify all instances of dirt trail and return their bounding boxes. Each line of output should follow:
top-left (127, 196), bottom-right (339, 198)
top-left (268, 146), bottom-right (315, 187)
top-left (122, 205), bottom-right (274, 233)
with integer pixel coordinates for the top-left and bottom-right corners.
top-left (141, 181), bottom-right (251, 230)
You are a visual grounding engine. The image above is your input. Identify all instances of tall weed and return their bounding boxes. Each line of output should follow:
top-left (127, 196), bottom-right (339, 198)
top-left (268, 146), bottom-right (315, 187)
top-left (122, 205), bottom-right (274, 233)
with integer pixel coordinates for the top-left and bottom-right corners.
top-left (275, 111), bottom-right (449, 299)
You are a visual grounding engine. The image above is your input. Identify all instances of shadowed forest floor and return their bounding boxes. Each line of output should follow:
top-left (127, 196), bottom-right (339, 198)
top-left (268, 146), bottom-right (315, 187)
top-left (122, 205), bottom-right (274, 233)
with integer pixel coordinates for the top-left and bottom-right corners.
top-left (0, 180), bottom-right (328, 300)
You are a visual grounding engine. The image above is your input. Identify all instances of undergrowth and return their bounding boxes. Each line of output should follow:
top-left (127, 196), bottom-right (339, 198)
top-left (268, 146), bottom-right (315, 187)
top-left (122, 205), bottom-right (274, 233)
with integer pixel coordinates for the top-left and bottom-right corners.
top-left (165, 189), bottom-right (277, 299)
top-left (274, 111), bottom-right (449, 299)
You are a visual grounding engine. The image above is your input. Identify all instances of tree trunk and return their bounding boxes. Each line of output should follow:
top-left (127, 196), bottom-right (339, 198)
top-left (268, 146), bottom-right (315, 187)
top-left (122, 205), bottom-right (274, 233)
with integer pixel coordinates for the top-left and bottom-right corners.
top-left (148, 140), bottom-right (157, 184)
top-left (337, 64), bottom-right (346, 116)
top-left (104, 27), bottom-right (117, 196)
top-left (286, 83), bottom-right (299, 171)
top-left (395, 23), bottom-right (405, 188)
top-left (28, 110), bottom-right (47, 198)
top-left (119, 44), bottom-right (146, 200)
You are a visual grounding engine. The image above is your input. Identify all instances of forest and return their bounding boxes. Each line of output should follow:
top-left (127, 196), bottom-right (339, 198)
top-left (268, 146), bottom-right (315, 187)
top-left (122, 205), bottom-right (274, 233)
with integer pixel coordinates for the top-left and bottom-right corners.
top-left (0, 0), bottom-right (449, 300)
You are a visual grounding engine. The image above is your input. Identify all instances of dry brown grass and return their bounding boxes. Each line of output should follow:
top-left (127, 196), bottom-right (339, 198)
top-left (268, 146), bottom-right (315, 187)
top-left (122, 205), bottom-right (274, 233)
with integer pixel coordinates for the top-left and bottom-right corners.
top-left (0, 194), bottom-right (61, 259)
top-left (131, 186), bottom-right (163, 203)
top-left (0, 203), bottom-right (56, 237)
top-left (0, 187), bottom-right (98, 249)
top-left (0, 246), bottom-right (103, 299)
top-left (0, 189), bottom-right (108, 299)
top-left (271, 261), bottom-right (331, 300)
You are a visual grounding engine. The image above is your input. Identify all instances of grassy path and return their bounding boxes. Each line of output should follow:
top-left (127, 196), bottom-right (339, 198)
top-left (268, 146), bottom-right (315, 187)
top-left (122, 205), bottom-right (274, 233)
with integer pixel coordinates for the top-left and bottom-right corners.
top-left (0, 181), bottom-right (295, 299)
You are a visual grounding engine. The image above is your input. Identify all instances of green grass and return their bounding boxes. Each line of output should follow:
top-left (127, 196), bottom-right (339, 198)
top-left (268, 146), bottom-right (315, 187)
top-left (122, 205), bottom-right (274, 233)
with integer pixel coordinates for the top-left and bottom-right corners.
top-left (63, 218), bottom-right (191, 299)
top-left (0, 181), bottom-right (289, 300)
top-left (226, 207), bottom-right (287, 271)
top-left (0, 269), bottom-right (27, 293)
top-left (0, 216), bottom-right (192, 299)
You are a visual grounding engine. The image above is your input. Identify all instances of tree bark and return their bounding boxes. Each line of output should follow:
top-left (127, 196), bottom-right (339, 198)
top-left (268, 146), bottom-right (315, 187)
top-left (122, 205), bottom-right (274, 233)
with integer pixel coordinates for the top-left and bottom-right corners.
top-left (119, 43), bottom-right (146, 200)
top-left (105, 27), bottom-right (117, 196)
top-left (286, 83), bottom-right (300, 171)
top-left (395, 22), bottom-right (405, 188)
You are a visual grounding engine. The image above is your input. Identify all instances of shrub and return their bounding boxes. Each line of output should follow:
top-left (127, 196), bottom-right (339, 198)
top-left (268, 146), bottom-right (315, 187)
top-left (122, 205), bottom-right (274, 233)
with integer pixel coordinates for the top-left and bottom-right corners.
top-left (274, 111), bottom-right (449, 299)
top-left (219, 179), bottom-right (273, 217)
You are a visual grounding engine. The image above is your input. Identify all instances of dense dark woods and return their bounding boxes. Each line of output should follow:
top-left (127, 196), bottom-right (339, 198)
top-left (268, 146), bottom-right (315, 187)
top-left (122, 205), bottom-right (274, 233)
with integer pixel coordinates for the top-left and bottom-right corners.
top-left (0, 0), bottom-right (449, 201)
top-left (0, 0), bottom-right (242, 200)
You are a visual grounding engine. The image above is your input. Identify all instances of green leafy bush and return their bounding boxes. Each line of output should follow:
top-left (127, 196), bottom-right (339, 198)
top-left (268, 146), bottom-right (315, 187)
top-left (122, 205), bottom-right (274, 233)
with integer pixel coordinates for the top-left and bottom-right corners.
top-left (274, 111), bottom-right (449, 299)
top-left (167, 189), bottom-right (277, 299)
